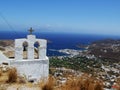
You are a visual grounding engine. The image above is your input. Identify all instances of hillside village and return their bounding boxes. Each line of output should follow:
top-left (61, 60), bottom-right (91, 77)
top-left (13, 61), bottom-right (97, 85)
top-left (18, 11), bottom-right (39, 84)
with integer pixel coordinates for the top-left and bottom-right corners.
top-left (50, 39), bottom-right (120, 89)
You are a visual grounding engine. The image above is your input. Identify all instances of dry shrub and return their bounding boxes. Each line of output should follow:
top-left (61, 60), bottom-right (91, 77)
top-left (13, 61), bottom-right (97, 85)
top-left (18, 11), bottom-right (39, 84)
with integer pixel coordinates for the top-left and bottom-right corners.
top-left (40, 74), bottom-right (103, 90)
top-left (94, 81), bottom-right (103, 90)
top-left (60, 74), bottom-right (103, 90)
top-left (41, 76), bottom-right (55, 90)
top-left (0, 71), bottom-right (2, 76)
top-left (7, 68), bottom-right (17, 83)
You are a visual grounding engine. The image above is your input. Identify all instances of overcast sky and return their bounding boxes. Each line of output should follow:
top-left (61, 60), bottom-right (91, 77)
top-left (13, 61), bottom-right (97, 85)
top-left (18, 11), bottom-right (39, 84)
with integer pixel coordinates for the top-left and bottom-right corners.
top-left (0, 0), bottom-right (120, 35)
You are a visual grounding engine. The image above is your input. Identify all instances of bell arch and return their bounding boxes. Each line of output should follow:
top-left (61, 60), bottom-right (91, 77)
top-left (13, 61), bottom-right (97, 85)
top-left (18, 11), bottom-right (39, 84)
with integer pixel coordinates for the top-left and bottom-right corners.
top-left (22, 41), bottom-right (28, 59)
top-left (34, 41), bottom-right (40, 59)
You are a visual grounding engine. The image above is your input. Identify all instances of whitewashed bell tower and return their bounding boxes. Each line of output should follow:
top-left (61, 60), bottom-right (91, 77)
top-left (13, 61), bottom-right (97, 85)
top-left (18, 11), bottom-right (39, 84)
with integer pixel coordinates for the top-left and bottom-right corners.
top-left (10, 27), bottom-right (49, 81)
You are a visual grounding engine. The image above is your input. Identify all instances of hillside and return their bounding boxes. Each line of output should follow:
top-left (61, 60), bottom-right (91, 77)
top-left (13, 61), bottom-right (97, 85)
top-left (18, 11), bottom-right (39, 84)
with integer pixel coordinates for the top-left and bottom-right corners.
top-left (88, 39), bottom-right (120, 62)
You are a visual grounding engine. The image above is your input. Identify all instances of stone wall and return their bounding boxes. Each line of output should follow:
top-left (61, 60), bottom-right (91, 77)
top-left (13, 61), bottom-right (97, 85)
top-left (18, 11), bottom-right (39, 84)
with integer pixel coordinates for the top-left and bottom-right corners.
top-left (10, 59), bottom-right (49, 81)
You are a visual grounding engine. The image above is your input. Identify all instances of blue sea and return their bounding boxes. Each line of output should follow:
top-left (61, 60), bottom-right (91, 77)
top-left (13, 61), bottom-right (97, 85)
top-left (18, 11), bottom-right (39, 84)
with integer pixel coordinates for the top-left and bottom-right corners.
top-left (0, 31), bottom-right (120, 56)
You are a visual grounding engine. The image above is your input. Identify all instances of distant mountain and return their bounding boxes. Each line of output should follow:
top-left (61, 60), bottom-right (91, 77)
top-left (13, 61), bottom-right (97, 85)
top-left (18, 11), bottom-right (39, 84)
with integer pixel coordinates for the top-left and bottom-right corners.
top-left (0, 40), bottom-right (14, 47)
top-left (0, 40), bottom-right (14, 58)
top-left (88, 39), bottom-right (120, 62)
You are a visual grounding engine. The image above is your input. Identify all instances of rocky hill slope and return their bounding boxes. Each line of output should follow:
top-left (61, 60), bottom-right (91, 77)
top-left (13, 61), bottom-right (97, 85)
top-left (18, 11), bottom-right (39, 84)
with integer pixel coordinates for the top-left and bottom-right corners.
top-left (88, 39), bottom-right (120, 62)
top-left (0, 40), bottom-right (14, 58)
